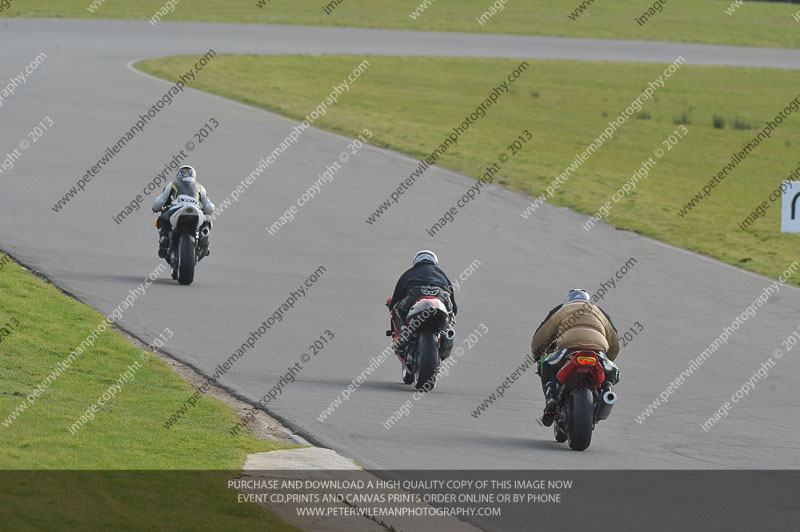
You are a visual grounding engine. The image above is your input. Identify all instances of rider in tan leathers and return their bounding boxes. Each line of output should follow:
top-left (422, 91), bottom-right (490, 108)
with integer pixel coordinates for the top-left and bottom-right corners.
top-left (531, 289), bottom-right (620, 426)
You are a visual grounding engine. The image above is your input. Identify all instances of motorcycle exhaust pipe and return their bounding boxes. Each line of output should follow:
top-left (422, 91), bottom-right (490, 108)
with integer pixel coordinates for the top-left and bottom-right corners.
top-left (439, 327), bottom-right (456, 360)
top-left (200, 227), bottom-right (210, 238)
top-left (597, 390), bottom-right (617, 421)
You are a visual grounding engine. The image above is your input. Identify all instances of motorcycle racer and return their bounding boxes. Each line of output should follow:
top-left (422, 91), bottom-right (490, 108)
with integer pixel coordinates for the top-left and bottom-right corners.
top-left (152, 165), bottom-right (215, 258)
top-left (388, 250), bottom-right (457, 357)
top-left (531, 289), bottom-right (620, 426)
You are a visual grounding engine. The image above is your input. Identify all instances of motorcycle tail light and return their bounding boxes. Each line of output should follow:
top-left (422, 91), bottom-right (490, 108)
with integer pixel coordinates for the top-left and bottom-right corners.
top-left (576, 356), bottom-right (597, 365)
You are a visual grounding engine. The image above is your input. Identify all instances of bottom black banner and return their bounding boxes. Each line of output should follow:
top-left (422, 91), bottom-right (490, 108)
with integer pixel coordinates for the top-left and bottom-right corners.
top-left (1, 470), bottom-right (796, 531)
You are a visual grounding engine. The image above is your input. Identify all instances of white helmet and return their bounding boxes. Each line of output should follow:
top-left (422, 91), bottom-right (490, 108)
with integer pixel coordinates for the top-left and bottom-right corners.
top-left (177, 165), bottom-right (196, 181)
top-left (413, 250), bottom-right (438, 266)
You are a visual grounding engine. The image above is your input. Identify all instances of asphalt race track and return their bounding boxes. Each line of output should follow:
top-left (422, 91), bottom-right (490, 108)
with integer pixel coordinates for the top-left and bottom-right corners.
top-left (2, 19), bottom-right (800, 471)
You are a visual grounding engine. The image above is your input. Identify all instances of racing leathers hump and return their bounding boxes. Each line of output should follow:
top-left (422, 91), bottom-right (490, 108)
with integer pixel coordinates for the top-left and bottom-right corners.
top-left (152, 178), bottom-right (215, 215)
top-left (531, 300), bottom-right (620, 361)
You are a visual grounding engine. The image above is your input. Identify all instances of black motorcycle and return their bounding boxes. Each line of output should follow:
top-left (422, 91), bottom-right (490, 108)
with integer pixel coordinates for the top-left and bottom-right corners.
top-left (387, 290), bottom-right (455, 391)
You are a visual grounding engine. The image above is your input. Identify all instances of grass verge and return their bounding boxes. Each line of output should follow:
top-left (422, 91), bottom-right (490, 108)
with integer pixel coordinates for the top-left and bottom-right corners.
top-left (2, 0), bottom-right (799, 49)
top-left (0, 252), bottom-right (300, 530)
top-left (138, 53), bottom-right (800, 282)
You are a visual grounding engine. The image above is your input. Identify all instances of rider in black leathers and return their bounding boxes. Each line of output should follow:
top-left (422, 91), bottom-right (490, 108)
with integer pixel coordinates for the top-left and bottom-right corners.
top-left (387, 250), bottom-right (457, 355)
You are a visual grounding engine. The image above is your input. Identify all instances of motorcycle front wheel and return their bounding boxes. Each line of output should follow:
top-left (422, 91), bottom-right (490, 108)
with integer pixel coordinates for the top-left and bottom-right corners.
top-left (554, 422), bottom-right (568, 443)
top-left (401, 365), bottom-right (414, 385)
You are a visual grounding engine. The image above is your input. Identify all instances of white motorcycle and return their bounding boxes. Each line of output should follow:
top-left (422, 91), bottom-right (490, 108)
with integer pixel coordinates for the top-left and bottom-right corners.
top-left (161, 196), bottom-right (210, 286)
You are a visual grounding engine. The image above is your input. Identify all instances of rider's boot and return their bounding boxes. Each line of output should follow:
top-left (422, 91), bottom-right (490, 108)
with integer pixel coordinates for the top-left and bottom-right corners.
top-left (391, 311), bottom-right (407, 359)
top-left (599, 353), bottom-right (619, 389)
top-left (158, 236), bottom-right (169, 259)
top-left (541, 382), bottom-right (557, 427)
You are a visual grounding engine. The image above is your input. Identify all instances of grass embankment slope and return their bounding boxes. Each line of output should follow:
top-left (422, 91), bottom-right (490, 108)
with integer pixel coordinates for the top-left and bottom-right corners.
top-left (2, 0), bottom-right (799, 48)
top-left (139, 54), bottom-right (800, 282)
top-left (0, 253), bottom-right (299, 531)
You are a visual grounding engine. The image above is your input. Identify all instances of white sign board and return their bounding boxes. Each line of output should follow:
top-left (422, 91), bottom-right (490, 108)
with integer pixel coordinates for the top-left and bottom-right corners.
top-left (781, 181), bottom-right (800, 233)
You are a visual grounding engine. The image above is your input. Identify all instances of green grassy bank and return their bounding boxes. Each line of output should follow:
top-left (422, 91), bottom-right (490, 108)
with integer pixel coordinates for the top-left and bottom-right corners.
top-left (2, 0), bottom-right (799, 48)
top-left (0, 252), bottom-right (299, 530)
top-left (138, 53), bottom-right (800, 281)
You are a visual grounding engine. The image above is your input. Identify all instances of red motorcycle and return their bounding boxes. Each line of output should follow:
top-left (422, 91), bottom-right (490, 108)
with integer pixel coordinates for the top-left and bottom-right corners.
top-left (552, 350), bottom-right (617, 451)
